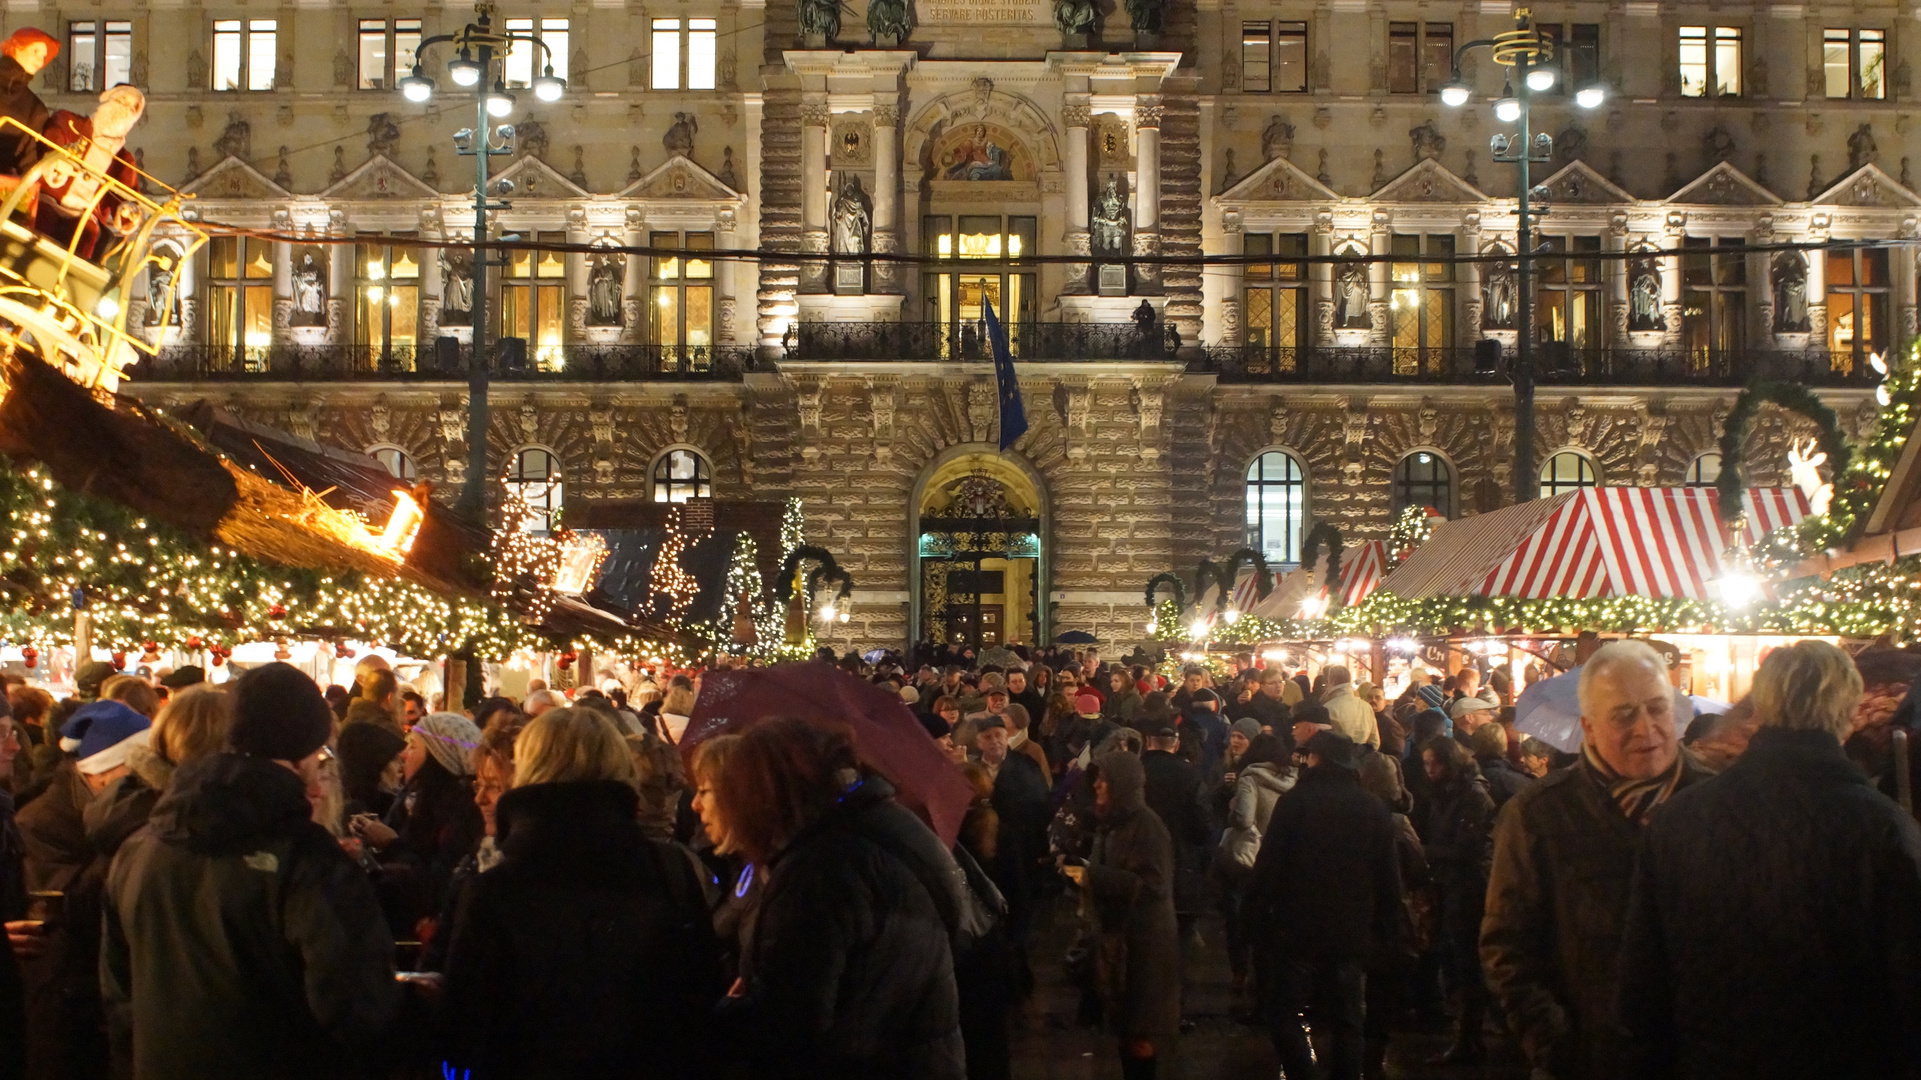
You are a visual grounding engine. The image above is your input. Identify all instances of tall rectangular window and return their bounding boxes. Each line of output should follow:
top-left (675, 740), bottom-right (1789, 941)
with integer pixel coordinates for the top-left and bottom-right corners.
top-left (652, 18), bottom-right (717, 90)
top-left (1241, 22), bottom-right (1271, 92)
top-left (358, 19), bottom-right (422, 91)
top-left (1244, 233), bottom-right (1307, 369)
top-left (501, 233), bottom-right (567, 370)
top-left (1389, 233), bottom-right (1454, 373)
top-left (651, 231), bottom-right (715, 370)
top-left (356, 240), bottom-right (420, 367)
top-left (653, 19), bottom-right (680, 89)
top-left (505, 18), bottom-right (567, 89)
top-left (1681, 236), bottom-right (1746, 368)
top-left (68, 20), bottom-right (132, 93)
top-left (1276, 22), bottom-right (1307, 93)
top-left (1828, 249), bottom-right (1889, 372)
top-left (1679, 25), bottom-right (1741, 97)
top-left (1388, 22), bottom-right (1451, 94)
top-left (212, 19), bottom-right (276, 91)
top-left (689, 18), bottom-right (717, 88)
top-left (1421, 23), bottom-right (1453, 92)
top-left (1537, 23), bottom-right (1601, 93)
top-left (206, 236), bottom-right (274, 366)
top-left (1537, 236), bottom-right (1604, 350)
top-left (1825, 28), bottom-right (1886, 99)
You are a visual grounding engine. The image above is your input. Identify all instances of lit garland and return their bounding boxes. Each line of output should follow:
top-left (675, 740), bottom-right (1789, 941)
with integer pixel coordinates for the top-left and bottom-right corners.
top-left (647, 505), bottom-right (700, 627)
top-left (490, 492), bottom-right (561, 627)
top-left (1388, 505), bottom-right (1438, 564)
top-left (1786, 341), bottom-right (1916, 553)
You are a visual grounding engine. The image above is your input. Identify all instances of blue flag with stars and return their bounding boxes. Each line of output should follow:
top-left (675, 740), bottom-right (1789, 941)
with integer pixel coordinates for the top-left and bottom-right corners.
top-left (985, 297), bottom-right (1026, 450)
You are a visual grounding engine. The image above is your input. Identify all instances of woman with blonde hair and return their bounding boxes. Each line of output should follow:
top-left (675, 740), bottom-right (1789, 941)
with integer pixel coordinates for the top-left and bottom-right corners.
top-left (441, 706), bottom-right (722, 1078)
top-left (87, 684), bottom-right (234, 851)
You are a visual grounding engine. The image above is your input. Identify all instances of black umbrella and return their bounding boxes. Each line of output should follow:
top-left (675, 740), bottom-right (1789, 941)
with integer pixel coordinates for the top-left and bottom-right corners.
top-left (1055, 630), bottom-right (1099, 645)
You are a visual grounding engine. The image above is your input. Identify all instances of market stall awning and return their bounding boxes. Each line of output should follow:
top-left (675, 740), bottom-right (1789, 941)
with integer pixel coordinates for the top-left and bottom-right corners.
top-left (1240, 538), bottom-right (1389, 620)
top-left (1381, 487), bottom-right (1810, 601)
top-left (1339, 539), bottom-right (1388, 607)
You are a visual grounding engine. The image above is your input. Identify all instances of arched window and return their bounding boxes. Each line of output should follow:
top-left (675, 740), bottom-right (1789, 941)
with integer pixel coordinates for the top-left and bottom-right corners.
top-left (651, 448), bottom-right (712, 503)
top-left (1685, 451), bottom-right (1723, 488)
top-left (508, 448), bottom-right (563, 533)
top-left (1245, 450), bottom-right (1307, 564)
top-left (1539, 450), bottom-right (1599, 497)
top-left (370, 446), bottom-right (416, 484)
top-left (1392, 451), bottom-right (1452, 517)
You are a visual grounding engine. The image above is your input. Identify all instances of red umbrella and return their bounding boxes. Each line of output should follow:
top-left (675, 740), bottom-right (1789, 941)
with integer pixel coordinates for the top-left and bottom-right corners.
top-left (681, 661), bottom-right (973, 846)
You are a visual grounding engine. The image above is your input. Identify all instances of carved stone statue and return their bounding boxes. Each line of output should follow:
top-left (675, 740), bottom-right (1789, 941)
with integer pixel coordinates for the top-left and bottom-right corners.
top-left (366, 112), bottom-right (401, 158)
top-left (1217, 148), bottom-right (1241, 193)
top-left (798, 0), bottom-right (842, 41)
top-left (1409, 119), bottom-right (1445, 162)
top-left (143, 242), bottom-right (180, 327)
top-left (867, 0), bottom-right (910, 42)
top-left (1481, 259), bottom-right (1517, 329)
top-left (440, 251), bottom-right (474, 326)
top-left (1773, 251), bottom-right (1810, 332)
top-left (831, 173), bottom-right (872, 255)
top-left (1053, 0), bottom-right (1097, 36)
top-left (1091, 176), bottom-right (1129, 255)
top-left (1262, 115), bottom-right (1294, 163)
top-left (1849, 123), bottom-right (1878, 170)
top-left (663, 111), bottom-right (697, 158)
top-left (333, 49), bottom-right (353, 88)
top-left (1335, 263), bottom-right (1370, 328)
top-left (517, 120), bottom-right (549, 161)
top-left (213, 112), bottom-right (250, 160)
top-left (1629, 260), bottom-right (1662, 331)
top-left (290, 251), bottom-right (326, 327)
top-left (587, 251), bottom-right (623, 326)
top-left (1706, 124), bottom-right (1736, 163)
top-left (718, 145), bottom-right (739, 191)
top-left (1124, 0), bottom-right (1162, 32)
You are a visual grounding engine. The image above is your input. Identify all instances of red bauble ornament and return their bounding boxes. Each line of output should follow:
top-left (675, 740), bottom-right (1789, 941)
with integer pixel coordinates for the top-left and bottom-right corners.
top-left (269, 603), bottom-right (287, 619)
top-left (557, 650), bottom-right (578, 670)
top-left (20, 645), bottom-right (36, 668)
top-left (110, 651), bottom-right (126, 669)
top-left (335, 643), bottom-right (354, 660)
top-left (186, 636), bottom-right (203, 650)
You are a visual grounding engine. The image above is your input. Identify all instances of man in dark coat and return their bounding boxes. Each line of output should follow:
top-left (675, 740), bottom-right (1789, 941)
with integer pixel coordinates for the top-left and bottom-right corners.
top-left (1246, 730), bottom-right (1404, 1080)
top-left (1481, 641), bottom-right (1712, 1080)
top-left (0, 29), bottom-right (53, 176)
top-left (101, 663), bottom-right (400, 1080)
top-left (975, 717), bottom-right (1048, 968)
top-left (1616, 640), bottom-right (1921, 1080)
top-left (1139, 727), bottom-right (1211, 940)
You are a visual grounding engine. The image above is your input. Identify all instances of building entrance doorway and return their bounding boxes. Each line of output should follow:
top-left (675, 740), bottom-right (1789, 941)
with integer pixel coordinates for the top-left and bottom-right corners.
top-left (915, 454), bottom-right (1044, 651)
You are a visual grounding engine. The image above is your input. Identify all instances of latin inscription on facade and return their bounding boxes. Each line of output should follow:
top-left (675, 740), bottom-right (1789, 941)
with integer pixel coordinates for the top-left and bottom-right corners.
top-left (916, 0), bottom-right (1051, 26)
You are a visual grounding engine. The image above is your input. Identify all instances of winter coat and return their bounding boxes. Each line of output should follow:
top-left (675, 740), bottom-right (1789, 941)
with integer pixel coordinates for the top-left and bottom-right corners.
top-left (441, 780), bottom-right (724, 1080)
top-left (376, 757), bottom-right (483, 933)
top-left (1322, 683), bottom-right (1381, 748)
top-left (1233, 692), bottom-right (1292, 732)
top-left (101, 753), bottom-right (400, 1080)
top-left (1217, 762), bottom-right (1295, 871)
top-left (15, 762), bottom-right (111, 1080)
top-left (1246, 764), bottom-right (1404, 962)
top-left (1480, 755), bottom-right (1713, 1080)
top-left (1616, 729), bottom-right (1921, 1080)
top-left (1102, 687), bottom-right (1143, 724)
top-left (1477, 754), bottom-right (1535, 808)
top-left (1418, 772), bottom-right (1496, 895)
top-left (0, 786), bottom-right (25, 1080)
top-left (729, 781), bottom-right (964, 1080)
top-left (1082, 753), bottom-right (1181, 1040)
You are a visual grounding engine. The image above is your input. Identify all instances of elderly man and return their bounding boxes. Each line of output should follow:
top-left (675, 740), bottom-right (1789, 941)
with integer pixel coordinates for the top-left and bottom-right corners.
top-left (1481, 640), bottom-right (1712, 1080)
top-left (1321, 665), bottom-right (1380, 750)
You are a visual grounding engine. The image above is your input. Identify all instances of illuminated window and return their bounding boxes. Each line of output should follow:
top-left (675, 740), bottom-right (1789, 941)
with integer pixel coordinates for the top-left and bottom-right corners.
top-left (922, 215), bottom-right (1038, 354)
top-left (357, 240), bottom-right (420, 368)
top-left (1686, 452), bottom-right (1722, 488)
top-left (501, 232), bottom-right (566, 370)
top-left (1388, 21), bottom-right (1452, 94)
top-left (358, 18), bottom-right (422, 91)
top-left (372, 447), bottom-right (417, 483)
top-left (211, 19), bottom-right (276, 91)
top-left (1679, 26), bottom-right (1741, 98)
top-left (1246, 451), bottom-right (1307, 564)
top-left (1827, 248), bottom-right (1889, 371)
top-left (1389, 233), bottom-right (1454, 372)
top-left (1536, 236), bottom-right (1604, 350)
top-left (206, 236), bottom-right (274, 367)
top-left (1393, 452), bottom-right (1453, 517)
top-left (509, 448), bottom-right (563, 533)
top-left (504, 17), bottom-right (567, 89)
top-left (651, 448), bottom-right (713, 503)
top-left (1682, 236), bottom-right (1746, 367)
top-left (650, 231), bottom-right (714, 371)
top-left (1244, 232), bottom-right (1307, 361)
top-left (1825, 28), bottom-right (1885, 99)
top-left (1540, 451), bottom-right (1599, 497)
top-left (68, 20), bottom-right (131, 93)
top-left (652, 17), bottom-right (717, 90)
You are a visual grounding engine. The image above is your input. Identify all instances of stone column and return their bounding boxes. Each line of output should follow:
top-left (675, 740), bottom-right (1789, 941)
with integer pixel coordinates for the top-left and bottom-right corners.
top-left (1805, 240), bottom-right (1829, 346)
top-left (1219, 211), bottom-right (1244, 345)
top-left (272, 237), bottom-right (293, 337)
top-left (565, 208), bottom-right (590, 339)
top-left (326, 211), bottom-right (351, 346)
top-left (717, 208), bottom-right (740, 340)
top-left (1605, 218), bottom-right (1630, 345)
top-left (1133, 95), bottom-right (1162, 293)
top-left (1368, 211), bottom-right (1391, 346)
top-left (1461, 212), bottom-right (1483, 341)
top-left (1063, 97), bottom-right (1092, 294)
top-left (418, 208), bottom-right (443, 343)
top-left (1660, 216), bottom-right (1685, 347)
top-left (800, 98), bottom-right (830, 293)
top-left (872, 101), bottom-right (901, 295)
top-left (1312, 215), bottom-right (1334, 345)
top-left (623, 207), bottom-right (646, 344)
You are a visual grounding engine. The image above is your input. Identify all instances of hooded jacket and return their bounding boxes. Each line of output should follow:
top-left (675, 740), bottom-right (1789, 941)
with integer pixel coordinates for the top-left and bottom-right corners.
top-left (1084, 751), bottom-right (1181, 1040)
top-left (101, 753), bottom-right (400, 1080)
top-left (1218, 761), bottom-right (1296, 869)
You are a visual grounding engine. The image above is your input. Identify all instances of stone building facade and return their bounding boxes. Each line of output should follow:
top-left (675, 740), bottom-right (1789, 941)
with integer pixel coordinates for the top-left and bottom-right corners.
top-left (67, 0), bottom-right (1904, 649)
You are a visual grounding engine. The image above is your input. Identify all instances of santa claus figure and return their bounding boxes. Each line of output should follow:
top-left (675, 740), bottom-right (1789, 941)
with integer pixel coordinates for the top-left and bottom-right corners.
top-left (35, 83), bottom-right (144, 261)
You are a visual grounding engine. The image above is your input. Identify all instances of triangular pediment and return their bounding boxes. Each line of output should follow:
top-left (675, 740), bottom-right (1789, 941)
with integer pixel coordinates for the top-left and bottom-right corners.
top-left (1217, 154), bottom-right (1341, 205)
top-left (320, 154), bottom-right (439, 200)
top-left (1666, 161), bottom-right (1781, 206)
top-left (181, 155), bottom-right (291, 200)
top-left (1371, 158), bottom-right (1487, 203)
top-left (1812, 163), bottom-right (1921, 208)
top-left (487, 154), bottom-right (590, 199)
top-left (1537, 160), bottom-right (1634, 205)
top-left (614, 154), bottom-right (743, 201)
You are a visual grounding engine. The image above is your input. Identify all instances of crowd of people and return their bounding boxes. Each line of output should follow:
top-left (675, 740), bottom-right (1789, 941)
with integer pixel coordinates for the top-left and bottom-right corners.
top-left (0, 631), bottom-right (1915, 1080)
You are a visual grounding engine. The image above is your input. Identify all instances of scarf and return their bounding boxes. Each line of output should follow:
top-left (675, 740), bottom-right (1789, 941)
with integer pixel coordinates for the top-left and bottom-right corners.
top-left (1581, 739), bottom-right (1683, 825)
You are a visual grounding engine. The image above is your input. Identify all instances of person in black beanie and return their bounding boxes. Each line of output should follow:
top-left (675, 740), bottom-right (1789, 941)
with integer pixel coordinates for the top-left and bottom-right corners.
top-left (100, 663), bottom-right (400, 1080)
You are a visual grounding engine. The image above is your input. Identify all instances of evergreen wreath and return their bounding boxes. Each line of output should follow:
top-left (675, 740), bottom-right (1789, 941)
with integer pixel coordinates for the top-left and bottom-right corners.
top-left (1715, 380), bottom-right (1851, 529)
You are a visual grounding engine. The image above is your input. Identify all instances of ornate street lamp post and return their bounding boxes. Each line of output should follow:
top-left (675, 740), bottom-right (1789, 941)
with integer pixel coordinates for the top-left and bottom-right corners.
top-left (1441, 8), bottom-right (1605, 503)
top-left (396, 3), bottom-right (565, 521)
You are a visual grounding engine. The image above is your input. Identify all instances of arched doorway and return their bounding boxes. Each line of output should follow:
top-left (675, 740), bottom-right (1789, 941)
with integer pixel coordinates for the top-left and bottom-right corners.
top-left (911, 448), bottom-right (1048, 651)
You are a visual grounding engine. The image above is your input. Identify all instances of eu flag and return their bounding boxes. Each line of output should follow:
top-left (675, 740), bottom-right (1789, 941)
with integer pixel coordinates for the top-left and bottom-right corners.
top-left (985, 298), bottom-right (1026, 451)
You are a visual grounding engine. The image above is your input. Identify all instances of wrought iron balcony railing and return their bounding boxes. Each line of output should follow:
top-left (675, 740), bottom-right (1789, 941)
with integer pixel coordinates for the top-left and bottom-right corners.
top-left (131, 342), bottom-right (759, 382)
top-left (1200, 344), bottom-right (1880, 388)
top-left (783, 321), bottom-right (1177, 362)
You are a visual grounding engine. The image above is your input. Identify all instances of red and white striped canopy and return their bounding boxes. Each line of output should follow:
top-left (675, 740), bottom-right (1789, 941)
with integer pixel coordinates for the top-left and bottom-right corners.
top-left (1380, 487), bottom-right (1810, 601)
top-left (1339, 539), bottom-right (1388, 608)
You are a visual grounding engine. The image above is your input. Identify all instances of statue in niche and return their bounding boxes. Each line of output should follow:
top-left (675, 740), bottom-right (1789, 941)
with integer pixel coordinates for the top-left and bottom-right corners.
top-left (440, 250), bottom-right (473, 327)
top-left (213, 112), bottom-right (250, 161)
top-left (1849, 123), bottom-right (1878, 170)
top-left (143, 241), bottom-right (181, 327)
top-left (1628, 259), bottom-right (1662, 331)
top-left (1091, 176), bottom-right (1129, 255)
top-left (365, 112), bottom-right (401, 158)
top-left (517, 120), bottom-right (549, 161)
top-left (1053, 0), bottom-right (1097, 36)
top-left (587, 250), bottom-right (623, 326)
top-left (831, 174), bottom-right (871, 255)
top-left (1481, 259), bottom-right (1517, 329)
top-left (1124, 0), bottom-right (1162, 32)
top-left (797, 0), bottom-right (841, 41)
top-left (718, 145), bottom-right (739, 191)
top-left (1262, 115), bottom-right (1293, 163)
top-left (1773, 251), bottom-right (1810, 332)
top-left (1335, 261), bottom-right (1370, 328)
top-left (867, 0), bottom-right (910, 42)
top-left (1408, 119), bottom-right (1446, 162)
top-left (290, 251), bottom-right (327, 327)
top-left (663, 112), bottom-right (697, 158)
